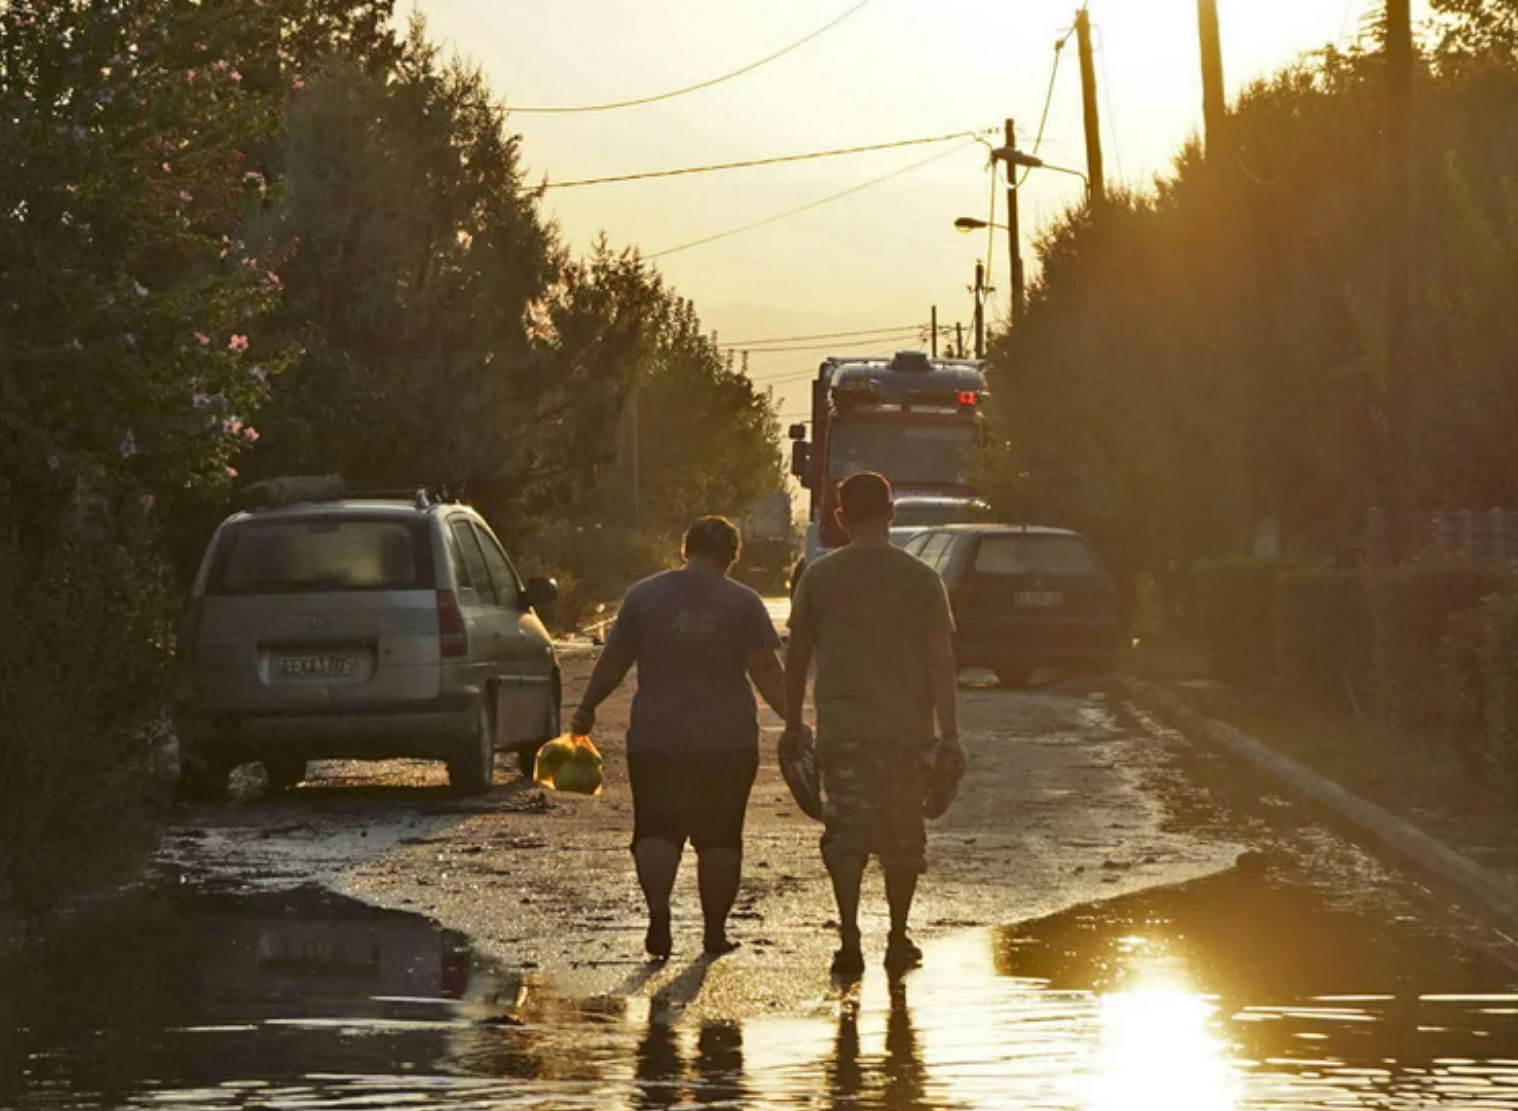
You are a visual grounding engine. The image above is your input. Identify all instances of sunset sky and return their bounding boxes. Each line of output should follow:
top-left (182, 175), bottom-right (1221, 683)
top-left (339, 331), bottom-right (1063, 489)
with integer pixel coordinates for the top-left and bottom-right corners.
top-left (412, 0), bottom-right (1432, 424)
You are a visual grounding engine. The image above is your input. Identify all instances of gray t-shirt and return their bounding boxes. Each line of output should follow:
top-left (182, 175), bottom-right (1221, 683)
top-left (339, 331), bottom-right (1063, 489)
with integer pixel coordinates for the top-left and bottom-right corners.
top-left (607, 567), bottom-right (781, 755)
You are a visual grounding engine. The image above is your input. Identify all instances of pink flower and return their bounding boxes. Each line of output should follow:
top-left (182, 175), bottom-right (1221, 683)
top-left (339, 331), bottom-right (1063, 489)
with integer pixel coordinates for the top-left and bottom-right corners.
top-left (242, 426), bottom-right (260, 443)
top-left (162, 162), bottom-right (171, 173)
top-left (177, 190), bottom-right (192, 203)
top-left (194, 332), bottom-right (210, 346)
top-left (228, 334), bottom-right (249, 353)
top-left (230, 70), bottom-right (242, 84)
top-left (264, 271), bottom-right (281, 288)
top-left (291, 76), bottom-right (306, 92)
top-left (186, 69), bottom-right (196, 82)
top-left (222, 416), bottom-right (244, 435)
top-left (212, 59), bottom-right (228, 73)
top-left (224, 465), bottom-right (239, 479)
top-left (65, 183), bottom-right (78, 194)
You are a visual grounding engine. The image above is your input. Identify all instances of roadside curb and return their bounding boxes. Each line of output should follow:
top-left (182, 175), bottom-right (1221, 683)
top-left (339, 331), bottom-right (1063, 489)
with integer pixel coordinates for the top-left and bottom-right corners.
top-left (1117, 674), bottom-right (1518, 940)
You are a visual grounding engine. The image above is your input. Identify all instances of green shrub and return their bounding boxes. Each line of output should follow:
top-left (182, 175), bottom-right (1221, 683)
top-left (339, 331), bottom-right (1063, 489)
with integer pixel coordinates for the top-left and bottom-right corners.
top-left (1367, 564), bottom-right (1511, 733)
top-left (1478, 594), bottom-right (1518, 791)
top-left (1193, 558), bottom-right (1282, 688)
top-left (1440, 606), bottom-right (1489, 778)
top-left (1274, 569), bottom-right (1371, 712)
top-left (0, 508), bottom-right (173, 920)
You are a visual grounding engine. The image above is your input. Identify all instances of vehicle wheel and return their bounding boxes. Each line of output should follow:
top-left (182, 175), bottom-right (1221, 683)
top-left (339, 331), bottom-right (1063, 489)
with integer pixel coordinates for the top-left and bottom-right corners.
top-left (517, 676), bottom-right (562, 778)
top-left (264, 755), bottom-right (306, 792)
top-left (994, 664), bottom-right (1032, 689)
top-left (178, 751), bottom-right (231, 802)
top-left (448, 700), bottom-right (495, 796)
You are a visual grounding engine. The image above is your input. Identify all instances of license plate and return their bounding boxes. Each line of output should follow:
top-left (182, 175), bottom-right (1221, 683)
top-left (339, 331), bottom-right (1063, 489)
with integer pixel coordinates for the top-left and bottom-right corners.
top-left (1015, 590), bottom-right (1064, 608)
top-left (278, 653), bottom-right (359, 679)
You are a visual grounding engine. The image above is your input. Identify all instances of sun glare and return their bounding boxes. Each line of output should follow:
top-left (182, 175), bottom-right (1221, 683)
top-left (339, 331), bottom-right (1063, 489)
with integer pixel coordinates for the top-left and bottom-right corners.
top-left (1087, 978), bottom-right (1239, 1111)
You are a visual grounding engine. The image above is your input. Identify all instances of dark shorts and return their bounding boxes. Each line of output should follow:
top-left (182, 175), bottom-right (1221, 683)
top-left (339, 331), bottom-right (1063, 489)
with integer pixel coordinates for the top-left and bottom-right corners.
top-left (819, 737), bottom-right (933, 875)
top-left (627, 749), bottom-right (758, 853)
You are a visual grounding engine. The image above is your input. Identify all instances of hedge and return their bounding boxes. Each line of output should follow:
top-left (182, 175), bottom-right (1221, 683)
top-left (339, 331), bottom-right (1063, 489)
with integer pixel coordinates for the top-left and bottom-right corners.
top-left (1274, 569), bottom-right (1371, 713)
top-left (1367, 564), bottom-right (1511, 733)
top-left (1193, 558), bottom-right (1282, 688)
top-left (1439, 607), bottom-right (1488, 778)
top-left (1478, 594), bottom-right (1518, 791)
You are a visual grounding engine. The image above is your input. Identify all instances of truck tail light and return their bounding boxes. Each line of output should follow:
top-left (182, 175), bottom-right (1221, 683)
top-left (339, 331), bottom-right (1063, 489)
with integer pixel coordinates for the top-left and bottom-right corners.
top-left (437, 589), bottom-right (468, 658)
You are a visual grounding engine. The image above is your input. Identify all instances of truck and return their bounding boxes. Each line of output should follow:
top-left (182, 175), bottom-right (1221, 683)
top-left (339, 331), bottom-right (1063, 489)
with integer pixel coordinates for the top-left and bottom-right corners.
top-left (787, 350), bottom-right (990, 589)
top-left (735, 490), bottom-right (795, 592)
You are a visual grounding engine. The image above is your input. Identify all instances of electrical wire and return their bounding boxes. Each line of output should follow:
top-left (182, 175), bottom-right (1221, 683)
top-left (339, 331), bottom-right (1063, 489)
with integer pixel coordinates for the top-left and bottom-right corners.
top-left (647, 136), bottom-right (986, 260)
top-left (530, 130), bottom-right (988, 192)
top-left (1094, 25), bottom-right (1125, 183)
top-left (721, 323), bottom-right (932, 346)
top-left (730, 333), bottom-right (923, 356)
top-left (501, 0), bottom-right (878, 115)
top-left (1016, 24), bottom-right (1074, 187)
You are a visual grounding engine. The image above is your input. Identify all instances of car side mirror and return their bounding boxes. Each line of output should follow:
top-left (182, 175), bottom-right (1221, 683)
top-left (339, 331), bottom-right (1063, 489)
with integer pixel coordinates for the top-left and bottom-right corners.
top-left (524, 576), bottom-right (559, 613)
top-left (790, 441), bottom-right (810, 485)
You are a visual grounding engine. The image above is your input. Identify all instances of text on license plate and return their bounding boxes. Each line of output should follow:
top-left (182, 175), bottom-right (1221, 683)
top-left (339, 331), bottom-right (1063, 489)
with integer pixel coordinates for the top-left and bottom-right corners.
top-left (1015, 590), bottom-right (1064, 608)
top-left (279, 653), bottom-right (359, 679)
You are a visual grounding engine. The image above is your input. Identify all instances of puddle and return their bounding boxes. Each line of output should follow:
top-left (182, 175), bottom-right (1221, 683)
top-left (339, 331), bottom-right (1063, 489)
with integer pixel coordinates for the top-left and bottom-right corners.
top-left (3, 871), bottom-right (1517, 1109)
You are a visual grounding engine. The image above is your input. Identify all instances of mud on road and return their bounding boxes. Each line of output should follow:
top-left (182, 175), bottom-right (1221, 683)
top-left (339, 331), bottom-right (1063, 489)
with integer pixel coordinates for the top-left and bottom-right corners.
top-left (160, 646), bottom-right (1247, 1017)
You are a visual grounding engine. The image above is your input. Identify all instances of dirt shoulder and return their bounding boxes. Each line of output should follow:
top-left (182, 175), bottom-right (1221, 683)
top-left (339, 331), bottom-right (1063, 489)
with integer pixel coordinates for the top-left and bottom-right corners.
top-left (161, 648), bottom-right (1245, 1020)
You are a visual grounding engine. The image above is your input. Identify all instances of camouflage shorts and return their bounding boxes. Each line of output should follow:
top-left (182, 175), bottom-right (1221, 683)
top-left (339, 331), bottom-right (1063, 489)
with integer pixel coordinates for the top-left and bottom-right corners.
top-left (819, 737), bottom-right (934, 875)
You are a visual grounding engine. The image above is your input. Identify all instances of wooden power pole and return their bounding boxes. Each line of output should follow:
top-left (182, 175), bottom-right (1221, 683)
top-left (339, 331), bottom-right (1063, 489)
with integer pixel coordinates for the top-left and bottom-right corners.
top-left (1385, 0), bottom-right (1414, 559)
top-left (1196, 0), bottom-right (1227, 162)
top-left (1005, 118), bottom-right (1026, 322)
top-left (930, 305), bottom-right (938, 357)
top-left (1074, 7), bottom-right (1106, 211)
top-left (973, 260), bottom-right (986, 359)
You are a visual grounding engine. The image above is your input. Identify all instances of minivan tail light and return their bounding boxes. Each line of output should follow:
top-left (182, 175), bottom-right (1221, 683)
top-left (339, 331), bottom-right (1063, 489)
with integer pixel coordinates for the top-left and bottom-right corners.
top-left (436, 589), bottom-right (468, 658)
top-left (180, 597), bottom-right (205, 661)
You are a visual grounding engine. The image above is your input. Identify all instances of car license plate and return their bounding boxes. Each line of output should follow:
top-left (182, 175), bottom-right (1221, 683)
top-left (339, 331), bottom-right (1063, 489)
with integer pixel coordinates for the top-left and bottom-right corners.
top-left (278, 653), bottom-right (359, 679)
top-left (1015, 590), bottom-right (1064, 608)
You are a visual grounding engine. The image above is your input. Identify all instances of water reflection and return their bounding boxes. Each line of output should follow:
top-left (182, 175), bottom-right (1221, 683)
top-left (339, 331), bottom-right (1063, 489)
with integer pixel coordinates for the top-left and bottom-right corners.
top-left (6, 871), bottom-right (1518, 1109)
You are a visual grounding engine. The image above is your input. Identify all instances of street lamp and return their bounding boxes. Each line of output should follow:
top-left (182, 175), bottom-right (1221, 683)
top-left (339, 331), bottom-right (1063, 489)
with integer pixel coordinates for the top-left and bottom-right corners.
top-left (953, 216), bottom-right (1008, 233)
top-left (990, 146), bottom-right (1091, 189)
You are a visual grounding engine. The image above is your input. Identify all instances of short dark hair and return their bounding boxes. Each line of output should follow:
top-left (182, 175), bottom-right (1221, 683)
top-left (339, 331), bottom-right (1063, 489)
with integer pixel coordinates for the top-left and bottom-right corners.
top-left (838, 472), bottom-right (892, 524)
top-left (682, 515), bottom-right (741, 568)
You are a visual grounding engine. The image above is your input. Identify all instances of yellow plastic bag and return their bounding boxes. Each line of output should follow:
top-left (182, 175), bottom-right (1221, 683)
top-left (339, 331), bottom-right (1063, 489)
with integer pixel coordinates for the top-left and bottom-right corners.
top-left (533, 733), bottom-right (603, 795)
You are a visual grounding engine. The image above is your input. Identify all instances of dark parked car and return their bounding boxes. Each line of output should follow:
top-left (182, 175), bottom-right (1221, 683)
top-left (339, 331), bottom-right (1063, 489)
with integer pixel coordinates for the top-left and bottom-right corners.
top-left (900, 524), bottom-right (1123, 687)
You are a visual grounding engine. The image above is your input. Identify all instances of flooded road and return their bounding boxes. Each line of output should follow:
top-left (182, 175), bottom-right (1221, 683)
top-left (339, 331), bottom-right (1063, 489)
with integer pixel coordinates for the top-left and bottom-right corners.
top-left (7, 869), bottom-right (1516, 1110)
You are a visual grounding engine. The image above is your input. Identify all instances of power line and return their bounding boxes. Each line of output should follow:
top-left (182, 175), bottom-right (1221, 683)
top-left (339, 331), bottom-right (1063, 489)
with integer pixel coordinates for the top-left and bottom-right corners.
top-left (502, 0), bottom-right (879, 115)
top-left (721, 323), bottom-right (930, 347)
top-left (530, 130), bottom-right (989, 192)
top-left (1017, 24), bottom-right (1074, 187)
top-left (730, 332), bottom-right (924, 356)
top-left (647, 137), bottom-right (987, 260)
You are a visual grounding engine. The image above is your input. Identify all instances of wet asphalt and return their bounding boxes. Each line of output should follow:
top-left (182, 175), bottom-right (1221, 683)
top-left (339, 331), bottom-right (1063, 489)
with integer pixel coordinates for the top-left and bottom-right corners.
top-left (5, 614), bottom-right (1518, 1108)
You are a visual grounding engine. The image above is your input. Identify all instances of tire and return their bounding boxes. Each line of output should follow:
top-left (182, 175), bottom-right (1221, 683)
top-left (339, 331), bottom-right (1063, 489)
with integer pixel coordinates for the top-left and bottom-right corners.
top-left (994, 664), bottom-right (1032, 689)
top-left (517, 676), bottom-right (561, 778)
top-left (264, 755), bottom-right (306, 792)
top-left (178, 751), bottom-right (231, 802)
top-left (448, 700), bottom-right (495, 796)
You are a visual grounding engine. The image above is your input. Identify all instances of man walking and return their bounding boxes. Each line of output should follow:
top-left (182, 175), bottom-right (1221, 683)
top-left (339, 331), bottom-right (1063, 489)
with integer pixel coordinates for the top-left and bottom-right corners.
top-left (783, 472), bottom-right (960, 976)
top-left (571, 516), bottom-right (787, 959)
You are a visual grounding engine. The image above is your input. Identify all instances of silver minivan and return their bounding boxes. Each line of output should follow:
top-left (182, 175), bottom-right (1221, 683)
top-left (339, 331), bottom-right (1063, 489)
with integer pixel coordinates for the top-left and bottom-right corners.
top-left (180, 492), bottom-right (561, 798)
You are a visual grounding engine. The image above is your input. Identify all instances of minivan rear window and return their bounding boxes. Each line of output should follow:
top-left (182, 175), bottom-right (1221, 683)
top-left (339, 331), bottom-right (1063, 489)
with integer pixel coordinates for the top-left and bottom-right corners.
top-left (975, 535), bottom-right (1099, 576)
top-left (209, 518), bottom-right (434, 594)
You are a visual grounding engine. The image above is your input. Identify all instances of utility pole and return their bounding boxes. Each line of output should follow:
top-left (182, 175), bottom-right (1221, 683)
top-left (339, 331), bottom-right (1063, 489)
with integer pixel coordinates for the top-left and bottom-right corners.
top-left (973, 260), bottom-right (986, 359)
top-left (930, 305), bottom-right (938, 357)
top-left (1074, 7), bottom-right (1106, 211)
top-left (955, 322), bottom-right (965, 359)
top-left (1385, 0), bottom-right (1414, 560)
top-left (1196, 0), bottom-right (1227, 163)
top-left (1005, 117), bottom-right (1025, 321)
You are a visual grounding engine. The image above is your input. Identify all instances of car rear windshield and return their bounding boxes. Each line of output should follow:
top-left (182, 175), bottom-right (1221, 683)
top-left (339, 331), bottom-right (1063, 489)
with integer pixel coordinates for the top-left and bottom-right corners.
top-left (208, 517), bottom-right (434, 594)
top-left (974, 535), bottom-right (1099, 576)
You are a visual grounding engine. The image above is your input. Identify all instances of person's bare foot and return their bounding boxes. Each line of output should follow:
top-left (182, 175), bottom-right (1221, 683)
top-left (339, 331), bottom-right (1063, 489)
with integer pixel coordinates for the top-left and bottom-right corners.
top-left (703, 931), bottom-right (741, 957)
top-left (884, 931), bottom-right (922, 972)
top-left (646, 910), bottom-right (672, 960)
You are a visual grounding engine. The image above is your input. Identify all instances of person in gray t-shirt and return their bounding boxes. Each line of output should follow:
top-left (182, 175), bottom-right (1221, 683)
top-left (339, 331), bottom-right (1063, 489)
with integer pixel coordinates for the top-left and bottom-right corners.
top-left (571, 516), bottom-right (788, 959)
